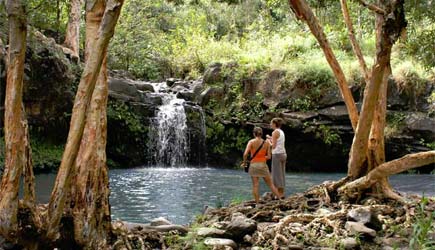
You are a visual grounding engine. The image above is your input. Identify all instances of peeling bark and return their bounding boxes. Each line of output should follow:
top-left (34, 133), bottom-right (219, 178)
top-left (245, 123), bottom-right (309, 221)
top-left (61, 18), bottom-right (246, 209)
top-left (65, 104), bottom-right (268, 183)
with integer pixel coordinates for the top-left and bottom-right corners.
top-left (347, 0), bottom-right (406, 179)
top-left (72, 0), bottom-right (112, 248)
top-left (0, 0), bottom-right (28, 240)
top-left (47, 0), bottom-right (124, 241)
top-left (63, 0), bottom-right (83, 61)
top-left (288, 0), bottom-right (359, 131)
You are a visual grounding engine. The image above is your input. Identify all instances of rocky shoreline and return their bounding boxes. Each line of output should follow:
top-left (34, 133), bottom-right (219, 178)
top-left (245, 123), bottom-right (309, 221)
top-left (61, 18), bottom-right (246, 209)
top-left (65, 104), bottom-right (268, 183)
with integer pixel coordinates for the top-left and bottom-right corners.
top-left (108, 184), bottom-right (435, 250)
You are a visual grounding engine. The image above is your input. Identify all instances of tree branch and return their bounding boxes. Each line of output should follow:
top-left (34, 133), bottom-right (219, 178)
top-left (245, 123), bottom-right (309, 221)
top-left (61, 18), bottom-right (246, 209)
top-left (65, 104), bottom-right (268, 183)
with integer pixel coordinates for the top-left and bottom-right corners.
top-left (340, 0), bottom-right (370, 85)
top-left (352, 0), bottom-right (386, 15)
top-left (340, 151), bottom-right (435, 194)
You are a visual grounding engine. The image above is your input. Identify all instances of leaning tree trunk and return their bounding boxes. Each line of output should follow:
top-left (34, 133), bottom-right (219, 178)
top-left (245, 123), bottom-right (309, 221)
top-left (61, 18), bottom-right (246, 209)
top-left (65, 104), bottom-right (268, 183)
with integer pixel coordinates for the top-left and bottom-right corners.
top-left (340, 0), bottom-right (370, 85)
top-left (0, 0), bottom-right (29, 239)
top-left (340, 151), bottom-right (435, 197)
top-left (63, 0), bottom-right (83, 61)
top-left (347, 0), bottom-right (406, 179)
top-left (288, 0), bottom-right (359, 131)
top-left (46, 0), bottom-right (124, 241)
top-left (71, 0), bottom-right (111, 248)
top-left (367, 2), bottom-right (388, 172)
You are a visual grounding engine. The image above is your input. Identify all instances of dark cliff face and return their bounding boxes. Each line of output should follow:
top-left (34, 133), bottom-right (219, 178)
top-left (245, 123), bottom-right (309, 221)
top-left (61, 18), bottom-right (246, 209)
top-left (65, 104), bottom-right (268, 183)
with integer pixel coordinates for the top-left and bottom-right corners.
top-left (201, 63), bottom-right (435, 172)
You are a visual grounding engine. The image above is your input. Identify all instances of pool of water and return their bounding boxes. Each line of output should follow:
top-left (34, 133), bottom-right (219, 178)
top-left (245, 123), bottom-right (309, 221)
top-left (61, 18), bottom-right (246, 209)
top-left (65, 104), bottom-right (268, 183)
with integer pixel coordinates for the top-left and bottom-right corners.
top-left (33, 168), bottom-right (435, 225)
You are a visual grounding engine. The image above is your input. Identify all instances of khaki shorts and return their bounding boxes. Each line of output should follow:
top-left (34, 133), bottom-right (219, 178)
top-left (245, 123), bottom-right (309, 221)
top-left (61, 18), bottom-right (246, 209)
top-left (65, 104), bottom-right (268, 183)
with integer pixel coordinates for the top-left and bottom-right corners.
top-left (249, 162), bottom-right (270, 177)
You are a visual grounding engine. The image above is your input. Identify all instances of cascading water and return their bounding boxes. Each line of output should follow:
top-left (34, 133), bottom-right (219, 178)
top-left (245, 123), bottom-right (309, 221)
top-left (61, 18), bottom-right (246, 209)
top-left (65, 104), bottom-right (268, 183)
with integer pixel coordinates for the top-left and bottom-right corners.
top-left (148, 82), bottom-right (189, 166)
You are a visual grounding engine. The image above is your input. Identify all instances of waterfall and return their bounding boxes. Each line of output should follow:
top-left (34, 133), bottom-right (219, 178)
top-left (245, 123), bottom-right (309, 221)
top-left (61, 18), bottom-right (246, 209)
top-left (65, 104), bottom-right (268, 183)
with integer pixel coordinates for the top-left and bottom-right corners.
top-left (148, 82), bottom-right (189, 167)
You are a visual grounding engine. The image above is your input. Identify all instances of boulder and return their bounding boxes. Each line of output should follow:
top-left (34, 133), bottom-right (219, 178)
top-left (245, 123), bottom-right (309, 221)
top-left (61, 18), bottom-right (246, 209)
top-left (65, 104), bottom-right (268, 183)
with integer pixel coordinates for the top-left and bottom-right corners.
top-left (345, 221), bottom-right (376, 239)
top-left (108, 77), bottom-right (142, 102)
top-left (132, 81), bottom-right (154, 92)
top-left (197, 227), bottom-right (226, 238)
top-left (224, 212), bottom-right (257, 240)
top-left (176, 90), bottom-right (196, 102)
top-left (204, 238), bottom-right (237, 249)
top-left (404, 112), bottom-right (435, 140)
top-left (166, 78), bottom-right (177, 87)
top-left (198, 86), bottom-right (225, 106)
top-left (318, 105), bottom-right (352, 123)
top-left (347, 207), bottom-right (372, 224)
top-left (203, 63), bottom-right (223, 84)
top-left (317, 88), bottom-right (344, 108)
top-left (340, 237), bottom-right (359, 250)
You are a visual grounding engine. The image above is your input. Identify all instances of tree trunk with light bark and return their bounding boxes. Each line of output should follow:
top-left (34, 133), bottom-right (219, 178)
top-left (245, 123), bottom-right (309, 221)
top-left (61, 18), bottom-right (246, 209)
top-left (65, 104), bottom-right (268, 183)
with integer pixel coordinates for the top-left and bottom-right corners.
top-left (71, 0), bottom-right (111, 248)
top-left (63, 0), bottom-right (83, 61)
top-left (0, 0), bottom-right (32, 240)
top-left (288, 0), bottom-right (359, 131)
top-left (47, 0), bottom-right (124, 243)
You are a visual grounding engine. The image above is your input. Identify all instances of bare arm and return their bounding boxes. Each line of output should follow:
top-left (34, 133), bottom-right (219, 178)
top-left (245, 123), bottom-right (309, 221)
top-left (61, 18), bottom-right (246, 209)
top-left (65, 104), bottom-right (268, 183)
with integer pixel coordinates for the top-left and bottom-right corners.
top-left (266, 140), bottom-right (272, 160)
top-left (243, 140), bottom-right (252, 162)
top-left (271, 130), bottom-right (280, 149)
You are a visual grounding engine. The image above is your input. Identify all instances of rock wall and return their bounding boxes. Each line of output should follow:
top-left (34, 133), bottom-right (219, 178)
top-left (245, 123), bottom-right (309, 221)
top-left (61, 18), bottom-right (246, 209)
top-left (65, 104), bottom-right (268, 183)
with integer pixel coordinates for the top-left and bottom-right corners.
top-left (201, 63), bottom-right (435, 172)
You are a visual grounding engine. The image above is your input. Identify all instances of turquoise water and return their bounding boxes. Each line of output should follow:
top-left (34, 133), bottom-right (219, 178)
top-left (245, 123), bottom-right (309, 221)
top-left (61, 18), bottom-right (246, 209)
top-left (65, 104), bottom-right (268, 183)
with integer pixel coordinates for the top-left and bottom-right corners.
top-left (33, 168), bottom-right (435, 225)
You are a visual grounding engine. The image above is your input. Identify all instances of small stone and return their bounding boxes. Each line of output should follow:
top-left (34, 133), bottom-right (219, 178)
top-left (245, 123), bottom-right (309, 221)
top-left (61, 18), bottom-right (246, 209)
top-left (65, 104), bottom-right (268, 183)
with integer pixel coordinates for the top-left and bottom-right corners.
top-left (345, 221), bottom-right (376, 239)
top-left (150, 217), bottom-right (172, 226)
top-left (382, 237), bottom-right (408, 248)
top-left (225, 212), bottom-right (257, 240)
top-left (197, 227), bottom-right (226, 238)
top-left (288, 245), bottom-right (304, 250)
top-left (348, 207), bottom-right (372, 224)
top-left (340, 237), bottom-right (359, 250)
top-left (243, 234), bottom-right (252, 243)
top-left (204, 238), bottom-right (237, 249)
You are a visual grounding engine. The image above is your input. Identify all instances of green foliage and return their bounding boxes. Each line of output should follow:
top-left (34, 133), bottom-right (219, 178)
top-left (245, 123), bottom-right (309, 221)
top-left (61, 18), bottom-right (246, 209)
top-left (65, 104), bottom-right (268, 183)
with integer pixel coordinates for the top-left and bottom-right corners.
top-left (315, 125), bottom-right (342, 146)
top-left (420, 139), bottom-right (435, 150)
top-left (107, 99), bottom-right (147, 134)
top-left (206, 120), bottom-right (250, 156)
top-left (30, 137), bottom-right (64, 172)
top-left (409, 197), bottom-right (435, 249)
top-left (385, 112), bottom-right (407, 138)
top-left (27, 0), bottom-right (70, 42)
top-left (0, 136), bottom-right (64, 173)
top-left (230, 194), bottom-right (249, 205)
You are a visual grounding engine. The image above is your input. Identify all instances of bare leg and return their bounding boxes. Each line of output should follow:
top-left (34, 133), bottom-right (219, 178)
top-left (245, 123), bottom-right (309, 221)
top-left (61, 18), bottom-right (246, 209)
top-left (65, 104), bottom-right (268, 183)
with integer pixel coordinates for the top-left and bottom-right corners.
top-left (277, 188), bottom-right (285, 198)
top-left (251, 177), bottom-right (260, 203)
top-left (263, 175), bottom-right (281, 199)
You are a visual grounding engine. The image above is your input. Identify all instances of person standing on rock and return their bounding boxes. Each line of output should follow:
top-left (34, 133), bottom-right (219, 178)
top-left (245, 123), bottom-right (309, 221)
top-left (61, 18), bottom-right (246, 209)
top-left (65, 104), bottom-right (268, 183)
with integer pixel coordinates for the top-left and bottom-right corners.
top-left (242, 127), bottom-right (281, 204)
top-left (266, 118), bottom-right (287, 199)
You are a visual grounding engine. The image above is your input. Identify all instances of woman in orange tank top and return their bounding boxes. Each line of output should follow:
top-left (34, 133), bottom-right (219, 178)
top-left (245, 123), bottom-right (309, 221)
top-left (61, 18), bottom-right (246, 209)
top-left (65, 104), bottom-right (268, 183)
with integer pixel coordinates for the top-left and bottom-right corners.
top-left (242, 127), bottom-right (280, 204)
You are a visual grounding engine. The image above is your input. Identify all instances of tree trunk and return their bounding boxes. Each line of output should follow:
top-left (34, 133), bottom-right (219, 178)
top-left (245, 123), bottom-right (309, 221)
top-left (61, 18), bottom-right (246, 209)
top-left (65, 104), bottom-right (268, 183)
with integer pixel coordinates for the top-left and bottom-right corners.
top-left (288, 0), bottom-right (359, 131)
top-left (71, 0), bottom-right (111, 248)
top-left (367, 8), bottom-right (390, 172)
top-left (46, 0), bottom-right (125, 241)
top-left (347, 0), bottom-right (406, 179)
top-left (0, 0), bottom-right (28, 239)
top-left (340, 151), bottom-right (435, 194)
top-left (340, 0), bottom-right (370, 85)
top-left (64, 0), bottom-right (83, 61)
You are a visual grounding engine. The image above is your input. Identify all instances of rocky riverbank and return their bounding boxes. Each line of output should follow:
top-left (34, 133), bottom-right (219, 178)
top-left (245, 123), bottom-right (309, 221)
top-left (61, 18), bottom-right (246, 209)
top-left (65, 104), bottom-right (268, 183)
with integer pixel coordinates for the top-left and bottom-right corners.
top-left (108, 185), bottom-right (435, 250)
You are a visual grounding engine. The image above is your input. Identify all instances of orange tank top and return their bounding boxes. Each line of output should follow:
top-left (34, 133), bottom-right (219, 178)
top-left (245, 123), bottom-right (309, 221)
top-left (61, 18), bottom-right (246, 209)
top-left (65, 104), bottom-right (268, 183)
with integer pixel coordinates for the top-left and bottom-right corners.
top-left (250, 144), bottom-right (267, 163)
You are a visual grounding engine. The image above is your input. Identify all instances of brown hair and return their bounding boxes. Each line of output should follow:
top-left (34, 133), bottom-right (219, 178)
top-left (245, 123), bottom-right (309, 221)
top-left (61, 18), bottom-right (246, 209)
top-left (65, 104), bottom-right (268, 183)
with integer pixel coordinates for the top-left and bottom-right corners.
top-left (271, 118), bottom-right (283, 128)
top-left (253, 127), bottom-right (263, 137)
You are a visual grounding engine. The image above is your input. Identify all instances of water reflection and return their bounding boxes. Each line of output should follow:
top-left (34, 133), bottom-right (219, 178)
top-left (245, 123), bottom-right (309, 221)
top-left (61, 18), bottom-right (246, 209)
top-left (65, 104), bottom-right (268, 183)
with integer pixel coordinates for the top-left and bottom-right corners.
top-left (33, 168), bottom-right (435, 225)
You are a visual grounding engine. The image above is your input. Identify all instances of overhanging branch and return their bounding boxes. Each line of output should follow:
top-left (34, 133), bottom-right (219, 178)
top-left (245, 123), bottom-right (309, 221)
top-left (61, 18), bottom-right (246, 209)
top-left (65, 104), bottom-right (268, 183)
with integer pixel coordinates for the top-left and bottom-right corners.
top-left (352, 0), bottom-right (386, 15)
